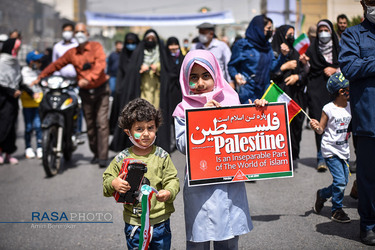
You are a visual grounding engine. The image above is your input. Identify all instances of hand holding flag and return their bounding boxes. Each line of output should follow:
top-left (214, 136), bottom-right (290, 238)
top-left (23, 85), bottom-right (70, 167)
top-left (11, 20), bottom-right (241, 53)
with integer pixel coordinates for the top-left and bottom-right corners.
top-left (262, 81), bottom-right (310, 123)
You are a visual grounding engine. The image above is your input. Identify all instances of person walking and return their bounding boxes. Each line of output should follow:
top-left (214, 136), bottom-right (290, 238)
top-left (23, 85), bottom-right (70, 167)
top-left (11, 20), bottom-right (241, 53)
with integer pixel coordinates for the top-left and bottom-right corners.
top-left (0, 38), bottom-right (22, 165)
top-left (305, 19), bottom-right (340, 172)
top-left (109, 33), bottom-right (140, 151)
top-left (339, 0), bottom-right (375, 245)
top-left (34, 23), bottom-right (110, 168)
top-left (271, 25), bottom-right (308, 161)
top-left (228, 15), bottom-right (289, 103)
top-left (107, 40), bottom-right (123, 97)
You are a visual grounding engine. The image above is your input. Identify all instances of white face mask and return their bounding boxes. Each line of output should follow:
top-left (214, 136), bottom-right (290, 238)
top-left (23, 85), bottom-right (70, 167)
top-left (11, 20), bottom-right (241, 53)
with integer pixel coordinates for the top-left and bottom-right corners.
top-left (198, 34), bottom-right (209, 44)
top-left (318, 31), bottom-right (332, 44)
top-left (62, 31), bottom-right (73, 41)
top-left (129, 135), bottom-right (156, 150)
top-left (75, 32), bottom-right (88, 44)
top-left (366, 4), bottom-right (375, 24)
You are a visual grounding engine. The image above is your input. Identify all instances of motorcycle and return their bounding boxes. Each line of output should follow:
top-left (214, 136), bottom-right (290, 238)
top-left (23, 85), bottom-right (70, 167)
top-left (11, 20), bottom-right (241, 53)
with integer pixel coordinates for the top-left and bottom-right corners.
top-left (39, 76), bottom-right (82, 177)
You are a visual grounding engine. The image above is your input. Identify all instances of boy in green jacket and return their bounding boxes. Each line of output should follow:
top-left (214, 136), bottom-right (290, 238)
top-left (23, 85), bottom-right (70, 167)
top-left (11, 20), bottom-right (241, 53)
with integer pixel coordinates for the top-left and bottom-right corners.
top-left (103, 98), bottom-right (180, 249)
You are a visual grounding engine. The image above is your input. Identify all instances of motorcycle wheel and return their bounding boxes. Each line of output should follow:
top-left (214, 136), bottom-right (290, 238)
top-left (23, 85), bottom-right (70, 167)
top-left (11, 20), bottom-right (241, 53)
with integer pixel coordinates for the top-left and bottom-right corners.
top-left (42, 125), bottom-right (61, 177)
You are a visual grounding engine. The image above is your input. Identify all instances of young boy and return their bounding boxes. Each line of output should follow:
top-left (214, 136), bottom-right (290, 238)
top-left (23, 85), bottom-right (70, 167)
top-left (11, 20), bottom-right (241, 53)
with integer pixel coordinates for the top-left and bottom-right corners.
top-left (21, 50), bottom-right (44, 159)
top-left (103, 98), bottom-right (180, 249)
top-left (310, 72), bottom-right (351, 223)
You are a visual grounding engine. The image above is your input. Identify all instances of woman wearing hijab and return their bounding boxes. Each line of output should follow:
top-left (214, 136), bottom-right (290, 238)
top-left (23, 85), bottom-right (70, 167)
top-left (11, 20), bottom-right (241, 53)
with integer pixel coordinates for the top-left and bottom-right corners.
top-left (0, 38), bottom-right (22, 164)
top-left (173, 50), bottom-right (253, 249)
top-left (165, 37), bottom-right (184, 151)
top-left (271, 25), bottom-right (308, 161)
top-left (305, 19), bottom-right (340, 171)
top-left (110, 29), bottom-right (171, 153)
top-left (109, 33), bottom-right (140, 139)
top-left (228, 15), bottom-right (289, 103)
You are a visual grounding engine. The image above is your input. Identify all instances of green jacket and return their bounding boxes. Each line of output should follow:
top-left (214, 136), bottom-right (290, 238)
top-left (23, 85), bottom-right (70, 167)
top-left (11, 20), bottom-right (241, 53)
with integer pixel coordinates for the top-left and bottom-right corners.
top-left (103, 145), bottom-right (180, 226)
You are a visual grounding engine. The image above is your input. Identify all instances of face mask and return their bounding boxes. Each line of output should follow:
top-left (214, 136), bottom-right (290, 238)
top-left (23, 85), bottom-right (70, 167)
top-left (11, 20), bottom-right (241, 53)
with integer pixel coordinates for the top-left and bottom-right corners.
top-left (286, 34), bottom-right (295, 47)
top-left (128, 135), bottom-right (156, 150)
top-left (366, 4), bottom-right (375, 24)
top-left (126, 43), bottom-right (137, 51)
top-left (265, 30), bottom-right (273, 41)
top-left (32, 63), bottom-right (39, 70)
top-left (318, 31), bottom-right (331, 44)
top-left (75, 32), bottom-right (88, 44)
top-left (171, 49), bottom-right (180, 57)
top-left (183, 43), bottom-right (189, 48)
top-left (198, 34), bottom-right (209, 44)
top-left (144, 40), bottom-right (156, 49)
top-left (62, 31), bottom-right (73, 41)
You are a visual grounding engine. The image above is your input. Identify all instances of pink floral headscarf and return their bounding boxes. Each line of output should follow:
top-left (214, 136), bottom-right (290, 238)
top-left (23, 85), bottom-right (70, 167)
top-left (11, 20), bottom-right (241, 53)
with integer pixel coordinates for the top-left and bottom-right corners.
top-left (172, 50), bottom-right (240, 118)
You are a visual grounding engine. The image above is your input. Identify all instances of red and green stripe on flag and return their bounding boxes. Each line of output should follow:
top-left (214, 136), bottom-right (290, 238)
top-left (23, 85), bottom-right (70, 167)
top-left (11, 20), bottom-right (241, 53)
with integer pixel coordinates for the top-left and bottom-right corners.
top-left (293, 33), bottom-right (310, 55)
top-left (261, 82), bottom-right (302, 123)
top-left (139, 185), bottom-right (158, 250)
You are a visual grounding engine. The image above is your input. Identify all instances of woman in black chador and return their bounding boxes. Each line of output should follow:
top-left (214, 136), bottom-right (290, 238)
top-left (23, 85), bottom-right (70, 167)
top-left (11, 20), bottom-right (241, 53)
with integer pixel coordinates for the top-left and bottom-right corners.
top-left (110, 29), bottom-right (172, 153)
top-left (271, 25), bottom-right (308, 161)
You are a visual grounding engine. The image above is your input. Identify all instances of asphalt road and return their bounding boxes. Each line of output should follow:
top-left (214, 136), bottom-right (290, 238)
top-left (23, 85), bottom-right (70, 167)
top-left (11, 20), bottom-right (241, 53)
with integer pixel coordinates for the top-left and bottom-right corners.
top-left (0, 112), bottom-right (372, 250)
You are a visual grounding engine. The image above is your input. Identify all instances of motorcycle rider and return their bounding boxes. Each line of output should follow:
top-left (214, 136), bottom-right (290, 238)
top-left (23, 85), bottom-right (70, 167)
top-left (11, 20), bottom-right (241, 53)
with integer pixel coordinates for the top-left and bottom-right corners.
top-left (33, 23), bottom-right (110, 168)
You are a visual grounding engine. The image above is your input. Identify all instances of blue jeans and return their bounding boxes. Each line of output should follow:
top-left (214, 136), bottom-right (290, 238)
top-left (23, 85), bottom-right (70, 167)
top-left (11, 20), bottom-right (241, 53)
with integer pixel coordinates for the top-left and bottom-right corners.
top-left (109, 76), bottom-right (116, 97)
top-left (22, 107), bottom-right (42, 148)
top-left (320, 156), bottom-right (349, 212)
top-left (124, 219), bottom-right (171, 250)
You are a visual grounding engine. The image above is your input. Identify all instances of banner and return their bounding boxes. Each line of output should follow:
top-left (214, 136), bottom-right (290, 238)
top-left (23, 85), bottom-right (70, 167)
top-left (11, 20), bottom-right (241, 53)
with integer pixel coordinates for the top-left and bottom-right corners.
top-left (85, 11), bottom-right (234, 26)
top-left (185, 103), bottom-right (293, 187)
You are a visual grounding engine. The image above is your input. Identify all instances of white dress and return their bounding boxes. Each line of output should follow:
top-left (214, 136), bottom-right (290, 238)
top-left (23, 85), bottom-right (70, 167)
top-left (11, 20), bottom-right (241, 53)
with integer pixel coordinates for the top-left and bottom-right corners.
top-left (175, 116), bottom-right (253, 242)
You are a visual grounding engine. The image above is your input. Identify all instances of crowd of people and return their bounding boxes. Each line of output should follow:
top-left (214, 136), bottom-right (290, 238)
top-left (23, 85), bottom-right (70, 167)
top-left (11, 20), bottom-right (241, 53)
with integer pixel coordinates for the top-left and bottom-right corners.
top-left (1, 0), bottom-right (375, 247)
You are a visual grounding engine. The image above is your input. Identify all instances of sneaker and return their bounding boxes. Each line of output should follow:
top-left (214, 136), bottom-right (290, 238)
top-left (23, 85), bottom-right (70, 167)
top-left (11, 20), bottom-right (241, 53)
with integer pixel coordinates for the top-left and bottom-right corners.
top-left (317, 162), bottom-right (328, 172)
top-left (331, 208), bottom-right (351, 223)
top-left (25, 148), bottom-right (35, 159)
top-left (36, 148), bottom-right (43, 159)
top-left (314, 189), bottom-right (327, 214)
top-left (5, 154), bottom-right (18, 165)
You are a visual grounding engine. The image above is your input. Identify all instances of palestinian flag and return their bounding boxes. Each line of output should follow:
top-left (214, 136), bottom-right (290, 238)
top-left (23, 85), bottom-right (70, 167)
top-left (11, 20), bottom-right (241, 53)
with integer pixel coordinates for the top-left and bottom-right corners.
top-left (139, 185), bottom-right (158, 250)
top-left (261, 82), bottom-right (302, 123)
top-left (293, 33), bottom-right (310, 55)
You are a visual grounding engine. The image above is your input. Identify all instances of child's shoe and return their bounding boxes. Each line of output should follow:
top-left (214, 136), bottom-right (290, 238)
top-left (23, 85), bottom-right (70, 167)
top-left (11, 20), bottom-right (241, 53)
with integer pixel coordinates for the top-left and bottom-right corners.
top-left (5, 154), bottom-right (18, 165)
top-left (317, 162), bottom-right (328, 172)
top-left (314, 189), bottom-right (327, 214)
top-left (331, 208), bottom-right (351, 223)
top-left (25, 148), bottom-right (35, 159)
top-left (36, 148), bottom-right (43, 159)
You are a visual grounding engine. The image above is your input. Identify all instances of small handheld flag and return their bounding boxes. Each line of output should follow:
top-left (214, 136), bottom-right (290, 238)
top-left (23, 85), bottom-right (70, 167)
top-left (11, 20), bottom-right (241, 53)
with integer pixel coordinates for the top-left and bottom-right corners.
top-left (139, 185), bottom-right (158, 250)
top-left (262, 81), bottom-right (306, 123)
top-left (293, 33), bottom-right (310, 55)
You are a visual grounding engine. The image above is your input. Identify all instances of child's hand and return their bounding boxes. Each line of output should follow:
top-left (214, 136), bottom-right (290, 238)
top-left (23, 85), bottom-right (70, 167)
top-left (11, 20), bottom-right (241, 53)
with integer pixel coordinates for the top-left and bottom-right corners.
top-left (155, 190), bottom-right (171, 202)
top-left (204, 100), bottom-right (221, 108)
top-left (33, 92), bottom-right (41, 100)
top-left (310, 119), bottom-right (322, 134)
top-left (249, 99), bottom-right (268, 111)
top-left (150, 64), bottom-right (157, 73)
top-left (112, 172), bottom-right (131, 193)
top-left (139, 64), bottom-right (149, 73)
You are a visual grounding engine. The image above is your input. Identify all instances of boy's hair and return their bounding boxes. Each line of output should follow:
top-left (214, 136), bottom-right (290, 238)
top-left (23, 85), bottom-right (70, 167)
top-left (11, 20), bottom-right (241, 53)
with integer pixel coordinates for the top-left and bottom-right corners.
top-left (118, 98), bottom-right (162, 130)
top-left (62, 23), bottom-right (74, 31)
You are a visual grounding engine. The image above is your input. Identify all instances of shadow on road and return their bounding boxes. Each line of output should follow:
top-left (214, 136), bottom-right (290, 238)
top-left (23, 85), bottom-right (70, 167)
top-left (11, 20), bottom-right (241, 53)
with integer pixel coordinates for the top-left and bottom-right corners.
top-left (316, 220), bottom-right (360, 242)
top-left (251, 214), bottom-right (281, 222)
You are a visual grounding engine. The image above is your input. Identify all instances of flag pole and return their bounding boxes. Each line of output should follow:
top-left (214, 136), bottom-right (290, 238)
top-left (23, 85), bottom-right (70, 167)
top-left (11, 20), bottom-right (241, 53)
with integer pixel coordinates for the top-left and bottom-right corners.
top-left (300, 108), bottom-right (311, 121)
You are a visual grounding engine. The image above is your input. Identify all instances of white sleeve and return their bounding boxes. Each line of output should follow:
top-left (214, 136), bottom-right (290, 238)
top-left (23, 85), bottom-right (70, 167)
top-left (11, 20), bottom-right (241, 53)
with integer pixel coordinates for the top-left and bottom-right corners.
top-left (174, 117), bottom-right (186, 155)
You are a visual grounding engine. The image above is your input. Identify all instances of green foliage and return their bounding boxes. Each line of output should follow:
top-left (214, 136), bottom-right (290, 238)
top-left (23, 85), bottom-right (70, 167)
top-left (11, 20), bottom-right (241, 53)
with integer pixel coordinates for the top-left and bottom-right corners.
top-left (349, 15), bottom-right (364, 27)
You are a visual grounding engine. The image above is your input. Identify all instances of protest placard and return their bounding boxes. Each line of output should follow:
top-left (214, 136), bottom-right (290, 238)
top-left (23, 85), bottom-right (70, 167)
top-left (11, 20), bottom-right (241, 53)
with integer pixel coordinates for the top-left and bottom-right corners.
top-left (185, 103), bottom-right (293, 186)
